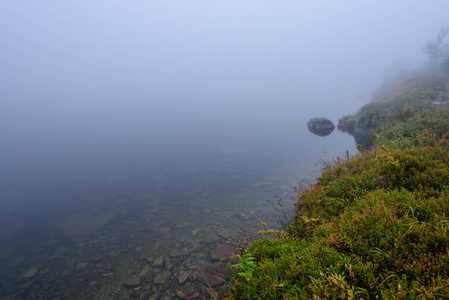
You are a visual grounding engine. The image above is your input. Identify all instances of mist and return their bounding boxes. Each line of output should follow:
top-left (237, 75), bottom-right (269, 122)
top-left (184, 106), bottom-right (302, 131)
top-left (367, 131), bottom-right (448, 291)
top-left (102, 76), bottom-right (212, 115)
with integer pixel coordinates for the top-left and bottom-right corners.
top-left (2, 1), bottom-right (447, 177)
top-left (1, 1), bottom-right (449, 297)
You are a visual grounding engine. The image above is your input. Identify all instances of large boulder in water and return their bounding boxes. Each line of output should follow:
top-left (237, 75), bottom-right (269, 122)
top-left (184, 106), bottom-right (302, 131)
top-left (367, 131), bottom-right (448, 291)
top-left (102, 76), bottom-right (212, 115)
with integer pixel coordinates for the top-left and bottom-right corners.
top-left (58, 212), bottom-right (115, 242)
top-left (307, 117), bottom-right (335, 136)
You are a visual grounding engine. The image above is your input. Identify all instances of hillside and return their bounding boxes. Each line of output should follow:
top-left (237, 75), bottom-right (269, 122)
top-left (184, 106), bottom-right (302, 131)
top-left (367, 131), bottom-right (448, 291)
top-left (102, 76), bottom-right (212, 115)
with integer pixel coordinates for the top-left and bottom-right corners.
top-left (222, 76), bottom-right (449, 299)
top-left (337, 76), bottom-right (447, 149)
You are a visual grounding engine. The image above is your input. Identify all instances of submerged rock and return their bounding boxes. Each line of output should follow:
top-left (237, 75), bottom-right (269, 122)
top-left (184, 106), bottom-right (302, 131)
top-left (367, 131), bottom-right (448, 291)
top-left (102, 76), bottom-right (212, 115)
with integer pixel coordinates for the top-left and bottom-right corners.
top-left (217, 228), bottom-right (239, 239)
top-left (58, 212), bottom-right (115, 242)
top-left (169, 248), bottom-right (188, 258)
top-left (16, 267), bottom-right (38, 282)
top-left (152, 255), bottom-right (164, 267)
top-left (307, 117), bottom-right (335, 136)
top-left (75, 262), bottom-right (88, 270)
top-left (123, 275), bottom-right (141, 288)
top-left (177, 284), bottom-right (197, 299)
top-left (153, 270), bottom-right (171, 284)
top-left (197, 262), bottom-right (229, 286)
top-left (211, 244), bottom-right (235, 261)
top-left (177, 270), bottom-right (192, 284)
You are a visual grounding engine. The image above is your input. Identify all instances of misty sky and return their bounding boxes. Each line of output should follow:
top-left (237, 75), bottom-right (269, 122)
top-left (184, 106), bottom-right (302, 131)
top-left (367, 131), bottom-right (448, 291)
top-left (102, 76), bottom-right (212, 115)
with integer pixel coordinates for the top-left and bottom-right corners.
top-left (1, 1), bottom-right (448, 174)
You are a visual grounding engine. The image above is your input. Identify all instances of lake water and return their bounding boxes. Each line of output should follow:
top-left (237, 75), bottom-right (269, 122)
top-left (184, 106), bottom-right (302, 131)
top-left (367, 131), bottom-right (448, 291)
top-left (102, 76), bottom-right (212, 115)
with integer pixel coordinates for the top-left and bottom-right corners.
top-left (0, 118), bottom-right (357, 299)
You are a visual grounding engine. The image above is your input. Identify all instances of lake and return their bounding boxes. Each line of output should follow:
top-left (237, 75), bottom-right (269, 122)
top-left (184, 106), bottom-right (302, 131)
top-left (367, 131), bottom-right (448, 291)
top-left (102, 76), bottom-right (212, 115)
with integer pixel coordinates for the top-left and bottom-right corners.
top-left (0, 114), bottom-right (357, 299)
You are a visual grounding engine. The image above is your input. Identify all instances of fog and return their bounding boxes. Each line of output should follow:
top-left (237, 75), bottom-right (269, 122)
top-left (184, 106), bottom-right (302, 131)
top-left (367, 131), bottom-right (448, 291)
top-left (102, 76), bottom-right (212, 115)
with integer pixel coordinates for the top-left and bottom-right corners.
top-left (2, 1), bottom-right (449, 297)
top-left (2, 1), bottom-right (448, 179)
top-left (1, 1), bottom-right (449, 204)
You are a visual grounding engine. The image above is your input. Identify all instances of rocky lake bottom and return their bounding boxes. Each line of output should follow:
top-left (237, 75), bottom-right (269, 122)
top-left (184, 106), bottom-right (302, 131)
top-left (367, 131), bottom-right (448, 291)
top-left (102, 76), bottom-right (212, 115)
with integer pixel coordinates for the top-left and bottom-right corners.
top-left (0, 158), bottom-right (299, 299)
top-left (0, 131), bottom-right (357, 299)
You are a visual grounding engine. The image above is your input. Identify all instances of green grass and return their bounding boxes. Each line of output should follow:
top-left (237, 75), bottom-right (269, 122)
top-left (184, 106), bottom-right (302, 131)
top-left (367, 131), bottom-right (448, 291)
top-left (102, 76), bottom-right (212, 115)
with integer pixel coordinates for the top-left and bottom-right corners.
top-left (223, 76), bottom-right (449, 299)
top-left (374, 109), bottom-right (449, 148)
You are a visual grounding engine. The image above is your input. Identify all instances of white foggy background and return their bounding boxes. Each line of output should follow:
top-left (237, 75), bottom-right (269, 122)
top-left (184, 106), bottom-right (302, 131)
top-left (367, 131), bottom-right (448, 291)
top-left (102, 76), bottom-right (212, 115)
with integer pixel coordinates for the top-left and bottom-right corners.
top-left (1, 1), bottom-right (448, 180)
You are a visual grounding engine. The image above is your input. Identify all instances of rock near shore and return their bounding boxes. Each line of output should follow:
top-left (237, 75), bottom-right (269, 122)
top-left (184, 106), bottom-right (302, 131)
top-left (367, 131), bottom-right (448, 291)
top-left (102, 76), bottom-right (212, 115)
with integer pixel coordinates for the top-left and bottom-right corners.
top-left (307, 117), bottom-right (335, 136)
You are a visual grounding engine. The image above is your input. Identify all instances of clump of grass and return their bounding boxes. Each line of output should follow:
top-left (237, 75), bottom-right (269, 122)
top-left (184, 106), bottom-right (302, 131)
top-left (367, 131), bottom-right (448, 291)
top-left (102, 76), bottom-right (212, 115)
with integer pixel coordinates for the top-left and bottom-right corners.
top-left (224, 131), bottom-right (449, 299)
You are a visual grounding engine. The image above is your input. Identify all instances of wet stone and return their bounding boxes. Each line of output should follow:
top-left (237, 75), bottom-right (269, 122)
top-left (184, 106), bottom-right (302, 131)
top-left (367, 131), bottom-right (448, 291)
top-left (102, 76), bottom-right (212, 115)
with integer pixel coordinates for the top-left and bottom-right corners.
top-left (153, 270), bottom-right (171, 284)
top-left (169, 248), bottom-right (188, 257)
top-left (140, 289), bottom-right (153, 299)
top-left (75, 262), bottom-right (88, 270)
top-left (140, 264), bottom-right (155, 282)
top-left (123, 289), bottom-right (135, 299)
top-left (211, 244), bottom-right (235, 261)
top-left (177, 270), bottom-right (191, 284)
top-left (59, 212), bottom-right (115, 242)
top-left (204, 235), bottom-right (220, 244)
top-left (177, 284), bottom-right (197, 299)
top-left (153, 255), bottom-right (164, 267)
top-left (140, 264), bottom-right (152, 277)
top-left (197, 262), bottom-right (228, 286)
top-left (123, 275), bottom-right (141, 288)
top-left (149, 293), bottom-right (160, 300)
top-left (96, 262), bottom-right (112, 270)
top-left (237, 213), bottom-right (251, 220)
top-left (16, 267), bottom-right (38, 282)
top-left (217, 228), bottom-right (239, 239)
top-left (164, 255), bottom-right (173, 271)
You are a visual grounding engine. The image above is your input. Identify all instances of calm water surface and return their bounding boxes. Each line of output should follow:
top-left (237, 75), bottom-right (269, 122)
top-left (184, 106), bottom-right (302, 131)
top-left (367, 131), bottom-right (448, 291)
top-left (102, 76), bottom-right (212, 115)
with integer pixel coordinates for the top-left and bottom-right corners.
top-left (0, 121), bottom-right (357, 299)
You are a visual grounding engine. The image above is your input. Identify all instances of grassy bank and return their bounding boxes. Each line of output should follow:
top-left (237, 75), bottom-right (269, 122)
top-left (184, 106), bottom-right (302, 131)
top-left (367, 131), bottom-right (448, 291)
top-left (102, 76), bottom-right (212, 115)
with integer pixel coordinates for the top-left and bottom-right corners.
top-left (223, 77), bottom-right (449, 299)
top-left (338, 76), bottom-right (445, 149)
